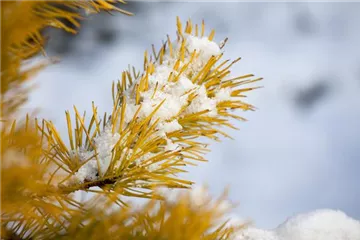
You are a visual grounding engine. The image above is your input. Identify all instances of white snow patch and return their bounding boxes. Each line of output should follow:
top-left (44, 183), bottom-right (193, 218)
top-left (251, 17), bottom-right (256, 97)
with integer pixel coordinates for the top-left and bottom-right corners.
top-left (70, 125), bottom-right (120, 184)
top-left (275, 209), bottom-right (360, 240)
top-left (123, 34), bottom-right (224, 121)
top-left (185, 34), bottom-right (222, 64)
top-left (235, 209), bottom-right (360, 240)
top-left (185, 85), bottom-right (217, 116)
top-left (236, 228), bottom-right (278, 240)
top-left (164, 139), bottom-right (181, 152)
top-left (69, 147), bottom-right (94, 163)
top-left (156, 120), bottom-right (183, 137)
top-left (215, 87), bottom-right (233, 103)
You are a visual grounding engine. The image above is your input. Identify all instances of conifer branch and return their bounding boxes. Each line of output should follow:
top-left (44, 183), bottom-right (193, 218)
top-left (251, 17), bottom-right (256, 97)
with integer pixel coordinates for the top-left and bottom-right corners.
top-left (39, 18), bottom-right (260, 201)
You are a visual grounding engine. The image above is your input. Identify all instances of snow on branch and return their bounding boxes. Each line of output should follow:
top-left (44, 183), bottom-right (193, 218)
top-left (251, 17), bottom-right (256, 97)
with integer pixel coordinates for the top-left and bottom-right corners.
top-left (42, 18), bottom-right (261, 198)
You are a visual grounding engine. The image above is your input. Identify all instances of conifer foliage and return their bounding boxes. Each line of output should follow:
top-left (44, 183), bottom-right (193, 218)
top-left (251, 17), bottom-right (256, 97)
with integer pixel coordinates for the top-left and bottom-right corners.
top-left (1, 1), bottom-right (259, 239)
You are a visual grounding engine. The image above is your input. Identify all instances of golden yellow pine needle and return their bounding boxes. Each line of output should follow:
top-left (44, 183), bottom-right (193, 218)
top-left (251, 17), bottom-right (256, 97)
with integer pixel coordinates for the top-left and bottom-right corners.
top-left (65, 111), bottom-right (75, 151)
top-left (167, 35), bottom-right (173, 58)
top-left (201, 19), bottom-right (205, 37)
top-left (176, 16), bottom-right (183, 37)
top-left (73, 106), bottom-right (102, 176)
top-left (208, 29), bottom-right (215, 41)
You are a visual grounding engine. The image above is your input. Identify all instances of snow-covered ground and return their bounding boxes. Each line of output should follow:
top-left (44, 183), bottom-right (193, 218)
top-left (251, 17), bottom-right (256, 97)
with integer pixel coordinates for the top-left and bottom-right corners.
top-left (26, 2), bottom-right (360, 229)
top-left (238, 209), bottom-right (360, 240)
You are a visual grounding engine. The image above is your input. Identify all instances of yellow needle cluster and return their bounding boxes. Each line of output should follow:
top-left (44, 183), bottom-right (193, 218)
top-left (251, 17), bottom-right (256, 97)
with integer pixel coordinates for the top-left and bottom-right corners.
top-left (42, 18), bottom-right (261, 201)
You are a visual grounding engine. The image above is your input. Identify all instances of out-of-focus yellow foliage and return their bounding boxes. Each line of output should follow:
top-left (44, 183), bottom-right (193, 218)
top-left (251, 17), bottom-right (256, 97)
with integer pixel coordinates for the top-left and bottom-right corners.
top-left (55, 188), bottom-right (245, 240)
top-left (1, 0), bottom-right (132, 117)
top-left (1, 118), bottom-right (85, 239)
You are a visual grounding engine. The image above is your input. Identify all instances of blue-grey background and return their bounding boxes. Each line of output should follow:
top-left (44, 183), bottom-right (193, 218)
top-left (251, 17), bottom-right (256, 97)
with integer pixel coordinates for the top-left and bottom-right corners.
top-left (26, 2), bottom-right (360, 228)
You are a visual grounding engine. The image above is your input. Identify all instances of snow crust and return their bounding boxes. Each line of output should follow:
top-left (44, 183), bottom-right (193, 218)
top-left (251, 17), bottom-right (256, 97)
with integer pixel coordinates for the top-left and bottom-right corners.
top-left (235, 209), bottom-right (360, 240)
top-left (154, 188), bottom-right (360, 240)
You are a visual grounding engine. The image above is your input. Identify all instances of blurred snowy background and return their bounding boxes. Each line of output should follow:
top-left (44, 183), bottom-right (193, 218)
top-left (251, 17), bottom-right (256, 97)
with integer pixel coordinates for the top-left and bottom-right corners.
top-left (26, 2), bottom-right (360, 228)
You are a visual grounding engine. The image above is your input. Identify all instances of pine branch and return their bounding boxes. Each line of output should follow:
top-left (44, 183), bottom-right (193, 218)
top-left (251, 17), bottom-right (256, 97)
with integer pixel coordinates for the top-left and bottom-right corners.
top-left (39, 18), bottom-right (261, 201)
top-left (2, 0), bottom-right (260, 202)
